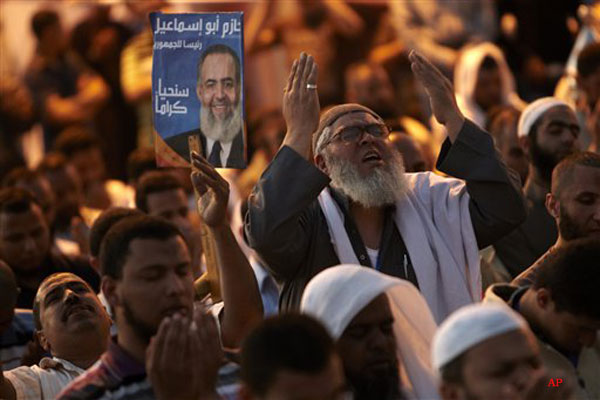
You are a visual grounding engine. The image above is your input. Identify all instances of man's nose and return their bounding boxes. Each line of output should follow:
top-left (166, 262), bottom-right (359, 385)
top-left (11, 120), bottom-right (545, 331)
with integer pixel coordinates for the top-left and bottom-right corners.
top-left (64, 288), bottom-right (80, 303)
top-left (24, 236), bottom-right (36, 254)
top-left (165, 272), bottom-right (186, 296)
top-left (216, 82), bottom-right (225, 99)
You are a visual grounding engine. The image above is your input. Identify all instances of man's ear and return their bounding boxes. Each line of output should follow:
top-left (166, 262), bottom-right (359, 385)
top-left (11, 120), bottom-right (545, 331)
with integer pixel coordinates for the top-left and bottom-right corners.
top-left (535, 288), bottom-right (552, 311)
top-left (546, 193), bottom-right (560, 219)
top-left (37, 330), bottom-right (51, 353)
top-left (101, 276), bottom-right (121, 310)
top-left (196, 83), bottom-right (203, 101)
top-left (519, 135), bottom-right (530, 153)
top-left (439, 382), bottom-right (463, 400)
top-left (314, 153), bottom-right (328, 174)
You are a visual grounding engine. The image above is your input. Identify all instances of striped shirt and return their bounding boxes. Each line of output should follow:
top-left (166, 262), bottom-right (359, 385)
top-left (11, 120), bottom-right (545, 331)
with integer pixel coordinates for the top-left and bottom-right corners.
top-left (57, 339), bottom-right (240, 399)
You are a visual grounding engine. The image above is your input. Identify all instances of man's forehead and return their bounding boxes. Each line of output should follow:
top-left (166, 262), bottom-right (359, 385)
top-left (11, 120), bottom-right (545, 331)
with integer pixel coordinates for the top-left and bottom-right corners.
top-left (201, 53), bottom-right (235, 78)
top-left (349, 293), bottom-right (393, 325)
top-left (146, 188), bottom-right (187, 209)
top-left (0, 205), bottom-right (45, 230)
top-left (331, 111), bottom-right (381, 131)
top-left (38, 274), bottom-right (88, 298)
top-left (560, 165), bottom-right (600, 194)
top-left (125, 236), bottom-right (190, 268)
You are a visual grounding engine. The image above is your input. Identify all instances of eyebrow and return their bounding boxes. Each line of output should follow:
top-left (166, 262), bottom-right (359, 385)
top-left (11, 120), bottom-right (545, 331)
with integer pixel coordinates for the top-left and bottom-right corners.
top-left (43, 281), bottom-right (88, 306)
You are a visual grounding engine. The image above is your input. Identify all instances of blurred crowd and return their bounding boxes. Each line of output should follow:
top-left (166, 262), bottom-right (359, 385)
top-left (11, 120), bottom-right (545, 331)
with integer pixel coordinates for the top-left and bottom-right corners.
top-left (0, 0), bottom-right (599, 399)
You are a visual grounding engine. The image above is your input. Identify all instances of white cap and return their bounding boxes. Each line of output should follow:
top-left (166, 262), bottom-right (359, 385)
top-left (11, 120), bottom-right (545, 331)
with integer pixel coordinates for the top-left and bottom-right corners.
top-left (517, 97), bottom-right (572, 138)
top-left (432, 303), bottom-right (528, 372)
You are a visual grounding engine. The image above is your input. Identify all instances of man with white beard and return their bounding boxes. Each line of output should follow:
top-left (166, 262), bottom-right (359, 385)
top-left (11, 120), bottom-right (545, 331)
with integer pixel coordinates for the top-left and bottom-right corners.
top-left (245, 52), bottom-right (527, 321)
top-left (165, 44), bottom-right (245, 168)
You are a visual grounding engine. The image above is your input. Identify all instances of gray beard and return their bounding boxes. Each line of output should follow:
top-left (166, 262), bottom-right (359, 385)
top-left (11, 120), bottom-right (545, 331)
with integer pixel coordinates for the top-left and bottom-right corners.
top-left (325, 150), bottom-right (409, 208)
top-left (200, 102), bottom-right (242, 143)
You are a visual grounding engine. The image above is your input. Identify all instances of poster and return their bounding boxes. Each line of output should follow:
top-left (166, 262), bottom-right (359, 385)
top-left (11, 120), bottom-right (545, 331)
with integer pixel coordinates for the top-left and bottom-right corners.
top-left (150, 11), bottom-right (246, 169)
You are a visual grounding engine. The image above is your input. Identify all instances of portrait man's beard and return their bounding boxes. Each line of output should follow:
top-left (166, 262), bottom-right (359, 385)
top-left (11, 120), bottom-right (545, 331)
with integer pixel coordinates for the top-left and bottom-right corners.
top-left (529, 135), bottom-right (574, 183)
top-left (200, 101), bottom-right (242, 144)
top-left (324, 149), bottom-right (409, 208)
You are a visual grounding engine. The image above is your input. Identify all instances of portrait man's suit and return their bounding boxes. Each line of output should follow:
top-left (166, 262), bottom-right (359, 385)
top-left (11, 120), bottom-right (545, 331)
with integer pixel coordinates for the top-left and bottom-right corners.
top-left (165, 128), bottom-right (245, 169)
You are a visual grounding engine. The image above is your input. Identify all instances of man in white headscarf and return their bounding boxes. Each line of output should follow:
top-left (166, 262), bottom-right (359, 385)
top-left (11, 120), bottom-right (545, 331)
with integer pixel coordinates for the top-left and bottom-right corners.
top-left (492, 97), bottom-right (581, 278)
top-left (454, 42), bottom-right (525, 130)
top-left (301, 264), bottom-right (439, 400)
top-left (246, 51), bottom-right (526, 322)
top-left (433, 303), bottom-right (572, 400)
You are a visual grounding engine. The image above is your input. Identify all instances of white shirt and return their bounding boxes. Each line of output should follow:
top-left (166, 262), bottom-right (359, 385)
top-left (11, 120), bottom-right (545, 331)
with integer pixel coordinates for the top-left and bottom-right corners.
top-left (4, 357), bottom-right (84, 400)
top-left (365, 247), bottom-right (379, 268)
top-left (206, 137), bottom-right (233, 167)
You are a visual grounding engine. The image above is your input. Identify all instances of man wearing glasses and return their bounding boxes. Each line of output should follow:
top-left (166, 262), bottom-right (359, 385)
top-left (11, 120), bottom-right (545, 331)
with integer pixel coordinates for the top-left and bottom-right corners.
top-left (245, 52), bottom-right (527, 322)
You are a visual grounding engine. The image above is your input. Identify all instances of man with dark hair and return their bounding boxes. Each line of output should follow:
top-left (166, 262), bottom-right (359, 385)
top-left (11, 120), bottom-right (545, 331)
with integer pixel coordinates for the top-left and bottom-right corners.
top-left (0, 272), bottom-right (110, 399)
top-left (0, 187), bottom-right (99, 308)
top-left (54, 126), bottom-right (133, 210)
top-left (57, 215), bottom-right (234, 399)
top-left (60, 156), bottom-right (263, 398)
top-left (135, 170), bottom-right (202, 277)
top-left (165, 44), bottom-right (245, 168)
top-left (2, 167), bottom-right (56, 226)
top-left (433, 303), bottom-right (567, 400)
top-left (25, 9), bottom-right (109, 146)
top-left (514, 151), bottom-right (600, 286)
top-left (239, 313), bottom-right (347, 400)
top-left (492, 97), bottom-right (580, 278)
top-left (485, 238), bottom-right (600, 399)
top-left (36, 153), bottom-right (85, 240)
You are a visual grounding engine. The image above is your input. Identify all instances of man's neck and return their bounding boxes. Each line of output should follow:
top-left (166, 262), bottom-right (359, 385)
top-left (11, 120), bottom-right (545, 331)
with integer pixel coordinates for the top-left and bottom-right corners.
top-left (116, 324), bottom-right (148, 366)
top-left (525, 166), bottom-right (551, 199)
top-left (55, 331), bottom-right (109, 369)
top-left (349, 202), bottom-right (385, 249)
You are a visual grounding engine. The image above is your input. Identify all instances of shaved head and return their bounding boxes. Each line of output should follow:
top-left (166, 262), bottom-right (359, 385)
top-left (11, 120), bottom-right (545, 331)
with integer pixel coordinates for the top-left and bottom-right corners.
top-left (551, 152), bottom-right (600, 198)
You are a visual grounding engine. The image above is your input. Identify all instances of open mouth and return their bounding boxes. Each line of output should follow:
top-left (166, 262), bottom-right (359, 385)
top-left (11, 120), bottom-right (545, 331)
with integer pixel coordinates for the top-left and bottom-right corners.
top-left (362, 149), bottom-right (383, 164)
top-left (64, 304), bottom-right (95, 320)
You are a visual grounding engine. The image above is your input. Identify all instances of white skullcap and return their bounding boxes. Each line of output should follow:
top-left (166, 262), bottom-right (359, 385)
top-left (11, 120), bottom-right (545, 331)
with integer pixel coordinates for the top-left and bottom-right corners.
top-left (432, 303), bottom-right (528, 372)
top-left (517, 97), bottom-right (571, 138)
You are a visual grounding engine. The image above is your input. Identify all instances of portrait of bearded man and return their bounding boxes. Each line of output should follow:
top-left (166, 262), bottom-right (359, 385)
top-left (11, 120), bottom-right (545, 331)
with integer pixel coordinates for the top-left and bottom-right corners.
top-left (165, 43), bottom-right (245, 168)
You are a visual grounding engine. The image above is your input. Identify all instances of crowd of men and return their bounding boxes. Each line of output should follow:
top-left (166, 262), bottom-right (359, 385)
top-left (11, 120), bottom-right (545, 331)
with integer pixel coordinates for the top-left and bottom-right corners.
top-left (1, 1), bottom-right (599, 399)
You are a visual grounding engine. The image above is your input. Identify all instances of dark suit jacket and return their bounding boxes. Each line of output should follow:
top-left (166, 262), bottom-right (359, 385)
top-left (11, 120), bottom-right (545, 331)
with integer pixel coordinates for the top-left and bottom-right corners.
top-left (164, 128), bottom-right (245, 168)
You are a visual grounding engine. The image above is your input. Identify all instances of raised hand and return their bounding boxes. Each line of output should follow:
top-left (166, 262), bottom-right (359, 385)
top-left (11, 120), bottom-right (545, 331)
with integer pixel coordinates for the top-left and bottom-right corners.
top-left (191, 151), bottom-right (230, 229)
top-left (282, 52), bottom-right (320, 159)
top-left (409, 50), bottom-right (465, 141)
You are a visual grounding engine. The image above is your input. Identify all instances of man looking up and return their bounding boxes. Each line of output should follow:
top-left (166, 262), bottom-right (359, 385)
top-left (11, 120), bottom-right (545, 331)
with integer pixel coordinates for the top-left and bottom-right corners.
top-left (165, 44), bottom-right (244, 168)
top-left (0, 272), bottom-right (111, 399)
top-left (246, 51), bottom-right (526, 321)
top-left (485, 239), bottom-right (600, 399)
top-left (239, 314), bottom-right (347, 400)
top-left (493, 97), bottom-right (581, 277)
top-left (0, 188), bottom-right (99, 308)
top-left (433, 303), bottom-right (569, 400)
top-left (514, 151), bottom-right (600, 286)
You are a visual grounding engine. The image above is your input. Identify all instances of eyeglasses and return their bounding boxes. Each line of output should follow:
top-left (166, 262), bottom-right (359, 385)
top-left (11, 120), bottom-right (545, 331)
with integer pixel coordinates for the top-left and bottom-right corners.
top-left (328, 124), bottom-right (390, 145)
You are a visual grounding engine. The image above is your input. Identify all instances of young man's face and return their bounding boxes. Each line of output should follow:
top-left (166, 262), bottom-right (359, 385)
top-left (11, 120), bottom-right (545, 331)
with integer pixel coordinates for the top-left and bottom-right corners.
top-left (474, 66), bottom-right (503, 112)
top-left (447, 329), bottom-right (544, 400)
top-left (109, 235), bottom-right (194, 342)
top-left (197, 52), bottom-right (239, 122)
top-left (37, 274), bottom-right (110, 355)
top-left (0, 203), bottom-right (50, 274)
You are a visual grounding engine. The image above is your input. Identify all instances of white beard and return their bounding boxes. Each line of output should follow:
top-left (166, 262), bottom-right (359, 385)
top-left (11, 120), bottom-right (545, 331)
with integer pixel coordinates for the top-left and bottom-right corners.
top-left (200, 101), bottom-right (242, 144)
top-left (324, 149), bottom-right (409, 208)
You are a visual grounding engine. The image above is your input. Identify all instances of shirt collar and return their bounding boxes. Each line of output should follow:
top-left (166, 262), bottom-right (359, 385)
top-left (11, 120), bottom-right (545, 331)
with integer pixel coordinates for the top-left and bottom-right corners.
top-left (102, 338), bottom-right (146, 379)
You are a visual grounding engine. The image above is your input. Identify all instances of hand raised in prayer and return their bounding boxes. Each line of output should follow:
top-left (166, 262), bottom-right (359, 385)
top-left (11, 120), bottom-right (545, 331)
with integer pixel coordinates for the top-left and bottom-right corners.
top-left (282, 52), bottom-right (320, 160)
top-left (191, 151), bottom-right (230, 229)
top-left (146, 310), bottom-right (222, 400)
top-left (409, 50), bottom-right (465, 142)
